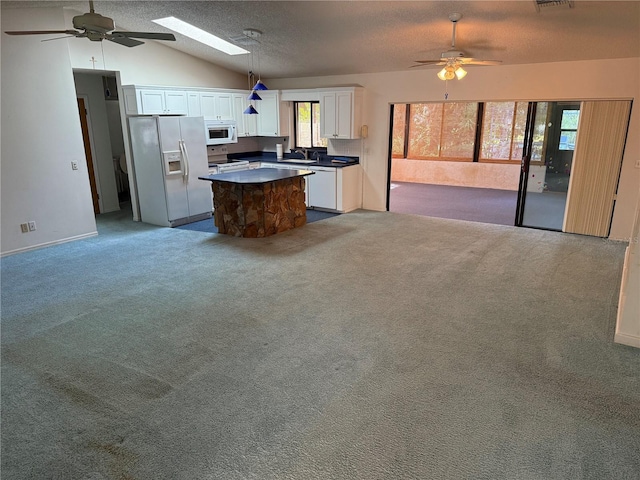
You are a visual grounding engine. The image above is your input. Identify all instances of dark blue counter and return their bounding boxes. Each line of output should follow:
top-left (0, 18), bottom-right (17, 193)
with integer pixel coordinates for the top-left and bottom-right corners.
top-left (199, 168), bottom-right (314, 185)
top-left (228, 152), bottom-right (359, 168)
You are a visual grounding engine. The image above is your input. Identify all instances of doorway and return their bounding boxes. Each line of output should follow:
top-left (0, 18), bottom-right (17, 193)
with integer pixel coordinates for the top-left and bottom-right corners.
top-left (387, 101), bottom-right (522, 226)
top-left (73, 71), bottom-right (128, 215)
top-left (388, 99), bottom-right (631, 237)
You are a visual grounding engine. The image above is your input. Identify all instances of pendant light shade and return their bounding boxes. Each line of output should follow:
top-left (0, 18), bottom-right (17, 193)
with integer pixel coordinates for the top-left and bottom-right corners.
top-left (243, 105), bottom-right (259, 115)
top-left (252, 80), bottom-right (268, 91)
top-left (247, 90), bottom-right (262, 101)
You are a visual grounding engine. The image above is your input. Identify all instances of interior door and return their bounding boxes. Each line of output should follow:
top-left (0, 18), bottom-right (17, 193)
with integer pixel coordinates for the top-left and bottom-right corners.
top-left (563, 100), bottom-right (631, 237)
top-left (77, 98), bottom-right (100, 214)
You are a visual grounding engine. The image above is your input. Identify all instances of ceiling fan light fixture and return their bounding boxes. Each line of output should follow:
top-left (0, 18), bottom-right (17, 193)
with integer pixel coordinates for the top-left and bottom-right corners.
top-left (438, 65), bottom-right (456, 81)
top-left (455, 66), bottom-right (467, 79)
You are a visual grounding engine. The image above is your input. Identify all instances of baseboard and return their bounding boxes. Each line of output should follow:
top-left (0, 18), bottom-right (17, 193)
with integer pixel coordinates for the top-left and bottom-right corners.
top-left (614, 332), bottom-right (640, 348)
top-left (1, 231), bottom-right (98, 257)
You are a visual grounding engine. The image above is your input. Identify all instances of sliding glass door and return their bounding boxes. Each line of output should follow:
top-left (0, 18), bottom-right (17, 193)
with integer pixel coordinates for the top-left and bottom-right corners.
top-left (516, 102), bottom-right (578, 231)
top-left (516, 100), bottom-right (630, 236)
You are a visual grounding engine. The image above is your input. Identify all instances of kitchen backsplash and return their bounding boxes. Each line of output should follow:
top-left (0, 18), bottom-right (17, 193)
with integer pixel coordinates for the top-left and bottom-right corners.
top-left (327, 138), bottom-right (363, 157)
top-left (224, 136), bottom-right (362, 158)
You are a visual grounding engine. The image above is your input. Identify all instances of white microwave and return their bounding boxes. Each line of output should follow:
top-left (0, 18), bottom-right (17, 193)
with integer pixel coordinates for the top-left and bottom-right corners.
top-left (204, 119), bottom-right (237, 145)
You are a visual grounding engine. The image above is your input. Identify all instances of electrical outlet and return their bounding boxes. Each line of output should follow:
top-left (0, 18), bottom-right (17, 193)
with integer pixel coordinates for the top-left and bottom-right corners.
top-left (220, 146), bottom-right (228, 154)
top-left (28, 221), bottom-right (36, 231)
top-left (20, 223), bottom-right (29, 233)
top-left (71, 161), bottom-right (78, 170)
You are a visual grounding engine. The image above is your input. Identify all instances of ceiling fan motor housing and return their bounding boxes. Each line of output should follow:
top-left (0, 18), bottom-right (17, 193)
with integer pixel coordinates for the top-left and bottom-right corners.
top-left (441, 50), bottom-right (465, 60)
top-left (73, 12), bottom-right (115, 33)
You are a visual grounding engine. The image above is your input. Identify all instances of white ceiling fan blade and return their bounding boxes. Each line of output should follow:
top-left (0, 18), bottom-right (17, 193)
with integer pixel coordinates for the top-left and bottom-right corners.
top-left (413, 60), bottom-right (446, 65)
top-left (459, 58), bottom-right (502, 66)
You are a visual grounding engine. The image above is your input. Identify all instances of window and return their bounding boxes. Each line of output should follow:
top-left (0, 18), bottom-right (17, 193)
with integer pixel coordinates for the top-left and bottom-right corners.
top-left (531, 102), bottom-right (549, 162)
top-left (407, 102), bottom-right (478, 161)
top-left (294, 102), bottom-right (327, 148)
top-left (480, 102), bottom-right (529, 162)
top-left (392, 104), bottom-right (407, 158)
top-left (559, 109), bottom-right (580, 150)
top-left (392, 101), bottom-right (553, 164)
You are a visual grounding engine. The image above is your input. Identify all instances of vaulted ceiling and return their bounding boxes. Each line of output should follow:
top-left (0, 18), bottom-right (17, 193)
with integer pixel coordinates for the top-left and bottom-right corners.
top-left (3, 1), bottom-right (639, 79)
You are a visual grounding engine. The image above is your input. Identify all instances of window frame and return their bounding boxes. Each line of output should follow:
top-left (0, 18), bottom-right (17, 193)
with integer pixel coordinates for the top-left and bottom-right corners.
top-left (293, 101), bottom-right (327, 150)
top-left (406, 102), bottom-right (479, 162)
top-left (393, 101), bottom-right (548, 165)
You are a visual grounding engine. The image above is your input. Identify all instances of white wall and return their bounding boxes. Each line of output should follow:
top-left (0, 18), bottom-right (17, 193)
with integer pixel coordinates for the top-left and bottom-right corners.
top-left (1, 7), bottom-right (97, 255)
top-left (616, 194), bottom-right (640, 348)
top-left (268, 57), bottom-right (640, 241)
top-left (1, 6), bottom-right (248, 255)
top-left (74, 73), bottom-right (120, 213)
top-left (64, 8), bottom-right (246, 90)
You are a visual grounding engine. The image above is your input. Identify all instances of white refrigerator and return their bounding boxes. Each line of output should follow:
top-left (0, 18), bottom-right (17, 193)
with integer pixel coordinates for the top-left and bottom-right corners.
top-left (129, 116), bottom-right (213, 227)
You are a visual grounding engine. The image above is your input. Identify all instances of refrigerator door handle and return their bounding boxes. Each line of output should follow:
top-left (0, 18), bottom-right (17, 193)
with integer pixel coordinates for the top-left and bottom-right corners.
top-left (179, 140), bottom-right (190, 182)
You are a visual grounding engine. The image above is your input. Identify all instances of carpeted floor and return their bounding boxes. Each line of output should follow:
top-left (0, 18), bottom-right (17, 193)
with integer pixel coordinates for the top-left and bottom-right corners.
top-left (1, 209), bottom-right (638, 479)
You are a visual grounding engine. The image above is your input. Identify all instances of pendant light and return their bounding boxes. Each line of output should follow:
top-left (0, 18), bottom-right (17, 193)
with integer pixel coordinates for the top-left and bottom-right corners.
top-left (243, 69), bottom-right (259, 114)
top-left (242, 29), bottom-right (268, 114)
top-left (244, 29), bottom-right (268, 91)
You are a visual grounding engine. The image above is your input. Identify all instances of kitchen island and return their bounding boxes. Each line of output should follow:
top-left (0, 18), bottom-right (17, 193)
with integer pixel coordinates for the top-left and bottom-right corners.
top-left (199, 168), bottom-right (314, 237)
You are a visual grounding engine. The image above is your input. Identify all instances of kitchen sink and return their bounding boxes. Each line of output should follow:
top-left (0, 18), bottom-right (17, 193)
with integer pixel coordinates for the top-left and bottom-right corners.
top-left (279, 159), bottom-right (316, 164)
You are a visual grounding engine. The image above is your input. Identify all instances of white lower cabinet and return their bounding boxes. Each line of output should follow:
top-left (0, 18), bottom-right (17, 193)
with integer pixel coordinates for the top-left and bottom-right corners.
top-left (336, 164), bottom-right (362, 213)
top-left (308, 166), bottom-right (336, 210)
top-left (260, 163), bottom-right (361, 212)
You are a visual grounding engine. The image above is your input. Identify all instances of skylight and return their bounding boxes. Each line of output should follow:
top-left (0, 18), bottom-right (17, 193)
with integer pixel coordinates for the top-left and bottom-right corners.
top-left (152, 17), bottom-right (248, 55)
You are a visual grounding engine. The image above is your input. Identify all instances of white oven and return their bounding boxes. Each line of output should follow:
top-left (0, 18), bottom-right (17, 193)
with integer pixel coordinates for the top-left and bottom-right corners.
top-left (204, 119), bottom-right (237, 145)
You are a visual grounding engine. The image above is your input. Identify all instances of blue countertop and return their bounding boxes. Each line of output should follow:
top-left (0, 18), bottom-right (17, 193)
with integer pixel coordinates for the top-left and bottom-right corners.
top-left (199, 168), bottom-right (314, 184)
top-left (228, 152), bottom-right (359, 168)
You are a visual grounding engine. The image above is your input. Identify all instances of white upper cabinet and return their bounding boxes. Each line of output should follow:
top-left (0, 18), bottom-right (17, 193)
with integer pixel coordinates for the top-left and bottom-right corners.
top-left (319, 87), bottom-right (363, 139)
top-left (199, 92), bottom-right (233, 120)
top-left (232, 93), bottom-right (257, 137)
top-left (187, 92), bottom-right (201, 116)
top-left (122, 87), bottom-right (189, 115)
top-left (123, 85), bottom-right (315, 140)
top-left (256, 91), bottom-right (289, 137)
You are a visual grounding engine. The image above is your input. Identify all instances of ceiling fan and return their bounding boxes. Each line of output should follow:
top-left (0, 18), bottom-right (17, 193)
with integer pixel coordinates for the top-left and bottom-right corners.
top-left (412, 13), bottom-right (501, 80)
top-left (4, 1), bottom-right (175, 47)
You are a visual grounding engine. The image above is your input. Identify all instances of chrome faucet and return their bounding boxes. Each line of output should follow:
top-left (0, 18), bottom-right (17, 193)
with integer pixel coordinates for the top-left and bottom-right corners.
top-left (293, 148), bottom-right (308, 160)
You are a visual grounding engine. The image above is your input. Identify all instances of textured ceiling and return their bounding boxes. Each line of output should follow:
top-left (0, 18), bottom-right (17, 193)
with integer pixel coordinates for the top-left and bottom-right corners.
top-left (3, 1), bottom-right (639, 79)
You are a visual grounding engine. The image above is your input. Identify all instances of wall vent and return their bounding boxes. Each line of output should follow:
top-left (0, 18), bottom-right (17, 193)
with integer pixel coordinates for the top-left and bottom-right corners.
top-left (534, 0), bottom-right (575, 12)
